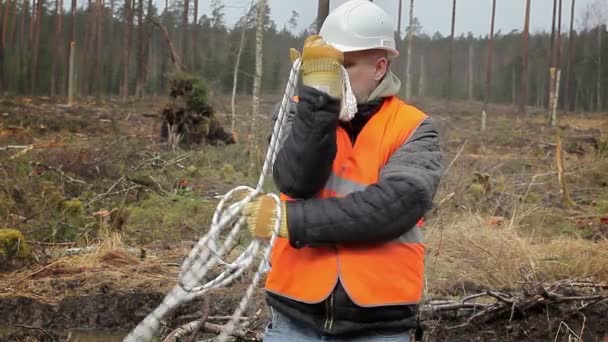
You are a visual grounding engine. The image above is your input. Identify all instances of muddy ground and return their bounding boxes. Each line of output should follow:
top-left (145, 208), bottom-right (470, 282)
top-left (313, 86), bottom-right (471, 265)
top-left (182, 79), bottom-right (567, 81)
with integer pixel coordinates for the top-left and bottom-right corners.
top-left (1, 96), bottom-right (608, 341)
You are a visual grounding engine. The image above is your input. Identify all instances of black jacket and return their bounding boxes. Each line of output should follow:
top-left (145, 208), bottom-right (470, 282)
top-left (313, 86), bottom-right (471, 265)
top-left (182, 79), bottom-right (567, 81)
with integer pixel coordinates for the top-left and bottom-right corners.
top-left (267, 86), bottom-right (443, 337)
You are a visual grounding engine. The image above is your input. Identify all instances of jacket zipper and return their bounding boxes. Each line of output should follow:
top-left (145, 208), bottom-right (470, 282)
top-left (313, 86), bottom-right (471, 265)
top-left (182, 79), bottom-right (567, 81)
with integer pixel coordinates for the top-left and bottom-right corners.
top-left (323, 292), bottom-right (335, 332)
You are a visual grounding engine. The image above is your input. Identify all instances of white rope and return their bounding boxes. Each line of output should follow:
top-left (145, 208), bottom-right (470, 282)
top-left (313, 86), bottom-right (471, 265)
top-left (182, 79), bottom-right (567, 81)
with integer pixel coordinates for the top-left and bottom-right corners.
top-left (124, 58), bottom-right (356, 342)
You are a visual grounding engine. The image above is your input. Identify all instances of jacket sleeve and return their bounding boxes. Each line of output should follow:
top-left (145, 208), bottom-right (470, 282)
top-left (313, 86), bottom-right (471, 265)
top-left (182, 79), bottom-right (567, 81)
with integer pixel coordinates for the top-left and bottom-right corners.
top-left (285, 117), bottom-right (443, 248)
top-left (271, 86), bottom-right (341, 199)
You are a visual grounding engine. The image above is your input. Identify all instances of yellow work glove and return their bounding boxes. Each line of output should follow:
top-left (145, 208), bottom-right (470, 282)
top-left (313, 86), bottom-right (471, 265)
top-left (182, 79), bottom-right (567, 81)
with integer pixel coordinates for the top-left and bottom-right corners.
top-left (291, 35), bottom-right (344, 99)
top-left (243, 195), bottom-right (289, 239)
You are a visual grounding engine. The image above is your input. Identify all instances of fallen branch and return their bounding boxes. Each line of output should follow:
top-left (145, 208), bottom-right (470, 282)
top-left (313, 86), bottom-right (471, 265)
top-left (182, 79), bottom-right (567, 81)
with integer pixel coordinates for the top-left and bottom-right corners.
top-left (188, 296), bottom-right (211, 342)
top-left (86, 176), bottom-right (127, 207)
top-left (163, 321), bottom-right (263, 342)
top-left (29, 162), bottom-right (87, 185)
top-left (420, 280), bottom-right (608, 330)
top-left (12, 324), bottom-right (55, 341)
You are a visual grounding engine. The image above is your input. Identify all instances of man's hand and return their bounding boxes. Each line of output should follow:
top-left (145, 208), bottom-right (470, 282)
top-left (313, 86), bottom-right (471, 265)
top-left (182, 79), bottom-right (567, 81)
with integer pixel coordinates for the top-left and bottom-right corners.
top-left (291, 35), bottom-right (344, 98)
top-left (244, 195), bottom-right (288, 239)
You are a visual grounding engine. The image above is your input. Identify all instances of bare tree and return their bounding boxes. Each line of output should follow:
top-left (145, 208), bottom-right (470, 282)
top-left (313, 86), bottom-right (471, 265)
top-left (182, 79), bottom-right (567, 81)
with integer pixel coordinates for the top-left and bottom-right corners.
top-left (418, 55), bottom-right (425, 97)
top-left (95, 0), bottom-right (104, 96)
top-left (232, 4), bottom-right (252, 133)
top-left (50, 0), bottom-right (63, 96)
top-left (122, 0), bottom-right (133, 100)
top-left (29, 0), bottom-right (43, 94)
top-left (405, 0), bottom-right (414, 100)
top-left (468, 42), bottom-right (473, 101)
top-left (136, 0), bottom-right (144, 98)
top-left (0, 0), bottom-right (5, 93)
top-left (2, 0), bottom-right (10, 47)
top-left (181, 0), bottom-right (190, 61)
top-left (317, 0), bottom-right (329, 33)
top-left (483, 0), bottom-right (496, 113)
top-left (192, 0), bottom-right (198, 68)
top-left (519, 0), bottom-right (531, 114)
top-left (251, 0), bottom-right (266, 153)
top-left (397, 0), bottom-right (403, 36)
top-left (597, 24), bottom-right (602, 112)
top-left (564, 0), bottom-right (576, 111)
top-left (446, 0), bottom-right (456, 101)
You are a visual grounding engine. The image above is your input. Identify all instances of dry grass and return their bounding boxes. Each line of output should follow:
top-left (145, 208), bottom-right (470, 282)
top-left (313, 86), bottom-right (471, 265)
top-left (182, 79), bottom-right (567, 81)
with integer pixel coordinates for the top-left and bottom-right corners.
top-left (425, 213), bottom-right (608, 294)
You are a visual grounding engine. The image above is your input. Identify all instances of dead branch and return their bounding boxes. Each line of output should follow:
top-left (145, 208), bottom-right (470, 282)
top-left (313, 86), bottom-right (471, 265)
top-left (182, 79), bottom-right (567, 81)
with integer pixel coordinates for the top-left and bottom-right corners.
top-left (555, 135), bottom-right (576, 208)
top-left (421, 279), bottom-right (608, 331)
top-left (29, 162), bottom-right (87, 185)
top-left (86, 175), bottom-right (127, 207)
top-left (0, 145), bottom-right (30, 151)
top-left (163, 320), bottom-right (263, 342)
top-left (188, 296), bottom-right (210, 342)
top-left (12, 324), bottom-right (55, 341)
top-left (146, 16), bottom-right (183, 73)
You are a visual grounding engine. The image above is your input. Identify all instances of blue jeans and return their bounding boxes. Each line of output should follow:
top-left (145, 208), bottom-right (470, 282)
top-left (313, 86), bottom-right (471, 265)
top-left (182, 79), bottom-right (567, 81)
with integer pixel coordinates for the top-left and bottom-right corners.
top-left (263, 308), bottom-right (412, 342)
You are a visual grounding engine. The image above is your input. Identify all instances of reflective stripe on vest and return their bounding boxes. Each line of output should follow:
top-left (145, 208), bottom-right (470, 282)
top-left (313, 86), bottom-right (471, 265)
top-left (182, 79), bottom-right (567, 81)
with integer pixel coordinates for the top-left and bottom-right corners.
top-left (265, 96), bottom-right (428, 307)
top-left (324, 172), bottom-right (367, 196)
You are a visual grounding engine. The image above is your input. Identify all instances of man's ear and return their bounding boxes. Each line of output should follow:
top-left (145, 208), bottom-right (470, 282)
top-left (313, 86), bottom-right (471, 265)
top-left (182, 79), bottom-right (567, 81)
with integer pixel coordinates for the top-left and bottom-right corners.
top-left (374, 57), bottom-right (389, 81)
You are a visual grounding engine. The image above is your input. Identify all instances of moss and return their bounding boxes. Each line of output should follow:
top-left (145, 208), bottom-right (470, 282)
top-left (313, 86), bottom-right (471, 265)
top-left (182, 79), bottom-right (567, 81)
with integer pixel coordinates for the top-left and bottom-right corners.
top-left (220, 163), bottom-right (236, 182)
top-left (0, 229), bottom-right (32, 262)
top-left (524, 192), bottom-right (542, 204)
top-left (596, 200), bottom-right (608, 215)
top-left (467, 183), bottom-right (487, 198)
top-left (596, 136), bottom-right (608, 159)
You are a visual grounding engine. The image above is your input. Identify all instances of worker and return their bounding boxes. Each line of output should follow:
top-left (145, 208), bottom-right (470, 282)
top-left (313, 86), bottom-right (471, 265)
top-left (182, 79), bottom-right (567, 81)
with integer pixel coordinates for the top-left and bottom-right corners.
top-left (244, 0), bottom-right (443, 341)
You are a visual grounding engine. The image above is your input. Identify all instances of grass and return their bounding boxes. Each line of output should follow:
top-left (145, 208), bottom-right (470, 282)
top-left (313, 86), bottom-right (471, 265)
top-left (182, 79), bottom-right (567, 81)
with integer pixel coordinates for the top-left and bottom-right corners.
top-left (1, 96), bottom-right (608, 309)
top-left (425, 213), bottom-right (608, 295)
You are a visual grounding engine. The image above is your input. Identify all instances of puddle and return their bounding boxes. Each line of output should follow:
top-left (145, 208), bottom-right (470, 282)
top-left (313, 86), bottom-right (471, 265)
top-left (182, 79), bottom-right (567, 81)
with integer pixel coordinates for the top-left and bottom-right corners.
top-left (0, 325), bottom-right (127, 341)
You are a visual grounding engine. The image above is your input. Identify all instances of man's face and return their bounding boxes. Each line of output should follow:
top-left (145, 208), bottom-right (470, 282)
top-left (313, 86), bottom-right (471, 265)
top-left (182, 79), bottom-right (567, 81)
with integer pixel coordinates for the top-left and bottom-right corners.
top-left (343, 50), bottom-right (389, 103)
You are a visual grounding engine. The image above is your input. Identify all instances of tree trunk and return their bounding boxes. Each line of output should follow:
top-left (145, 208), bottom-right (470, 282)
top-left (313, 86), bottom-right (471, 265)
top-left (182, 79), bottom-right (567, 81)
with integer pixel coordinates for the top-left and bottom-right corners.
top-left (251, 0), bottom-right (266, 156)
top-left (597, 27), bottom-right (602, 112)
top-left (550, 0), bottom-right (557, 62)
top-left (0, 0), bottom-right (4, 93)
top-left (29, 0), bottom-right (43, 95)
top-left (122, 0), bottom-right (132, 100)
top-left (142, 0), bottom-right (152, 90)
top-left (446, 0), bottom-right (456, 101)
top-left (316, 0), bottom-right (329, 33)
top-left (68, 0), bottom-right (76, 94)
top-left (50, 0), bottom-right (63, 96)
top-left (405, 0), bottom-right (414, 100)
top-left (136, 0), bottom-right (143, 98)
top-left (418, 55), bottom-right (425, 97)
top-left (519, 0), bottom-right (531, 114)
top-left (483, 0), bottom-right (496, 112)
top-left (181, 0), bottom-right (189, 63)
top-left (397, 0), bottom-right (403, 37)
top-left (95, 0), bottom-right (104, 97)
top-left (147, 15), bottom-right (183, 72)
top-left (556, 0), bottom-right (562, 68)
top-left (109, 0), bottom-right (114, 93)
top-left (19, 0), bottom-right (29, 93)
top-left (2, 0), bottom-right (10, 47)
top-left (468, 42), bottom-right (473, 101)
top-left (192, 0), bottom-right (197, 70)
top-left (564, 0), bottom-right (575, 112)
top-left (232, 15), bottom-right (247, 133)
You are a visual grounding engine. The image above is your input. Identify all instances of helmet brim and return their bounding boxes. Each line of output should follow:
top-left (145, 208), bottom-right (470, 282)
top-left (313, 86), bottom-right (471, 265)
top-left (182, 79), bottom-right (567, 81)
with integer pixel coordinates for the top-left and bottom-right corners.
top-left (329, 43), bottom-right (400, 59)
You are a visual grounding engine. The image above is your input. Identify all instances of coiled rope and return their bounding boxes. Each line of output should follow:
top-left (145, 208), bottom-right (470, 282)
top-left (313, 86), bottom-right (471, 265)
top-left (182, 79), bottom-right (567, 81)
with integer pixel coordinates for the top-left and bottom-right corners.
top-left (124, 58), bottom-right (356, 342)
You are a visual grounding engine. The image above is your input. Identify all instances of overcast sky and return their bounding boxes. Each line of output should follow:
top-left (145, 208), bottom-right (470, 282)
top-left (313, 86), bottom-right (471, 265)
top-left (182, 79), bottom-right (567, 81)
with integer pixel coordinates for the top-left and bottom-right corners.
top-left (191, 0), bottom-right (605, 37)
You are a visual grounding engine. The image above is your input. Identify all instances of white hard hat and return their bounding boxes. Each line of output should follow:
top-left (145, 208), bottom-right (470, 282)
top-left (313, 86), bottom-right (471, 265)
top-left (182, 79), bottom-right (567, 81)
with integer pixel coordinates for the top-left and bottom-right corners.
top-left (319, 0), bottom-right (399, 59)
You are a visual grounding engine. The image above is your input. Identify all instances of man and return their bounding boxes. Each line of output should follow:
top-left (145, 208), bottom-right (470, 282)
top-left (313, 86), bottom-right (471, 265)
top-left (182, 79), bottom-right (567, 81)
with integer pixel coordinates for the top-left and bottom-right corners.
top-left (244, 1), bottom-right (443, 341)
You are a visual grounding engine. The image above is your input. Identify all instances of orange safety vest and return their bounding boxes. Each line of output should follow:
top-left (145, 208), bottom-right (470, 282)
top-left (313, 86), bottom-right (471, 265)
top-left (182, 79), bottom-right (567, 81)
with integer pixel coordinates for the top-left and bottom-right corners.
top-left (265, 96), bottom-right (428, 307)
